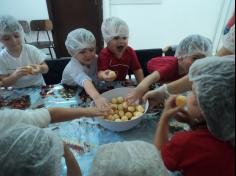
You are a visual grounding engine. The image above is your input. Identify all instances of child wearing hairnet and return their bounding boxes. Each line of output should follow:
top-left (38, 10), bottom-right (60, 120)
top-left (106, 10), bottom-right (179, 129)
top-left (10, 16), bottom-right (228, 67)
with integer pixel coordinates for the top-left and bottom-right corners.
top-left (127, 34), bottom-right (212, 104)
top-left (155, 56), bottom-right (235, 176)
top-left (61, 28), bottom-right (109, 110)
top-left (0, 15), bottom-right (49, 88)
top-left (0, 124), bottom-right (82, 176)
top-left (98, 17), bottom-right (144, 83)
top-left (90, 140), bottom-right (169, 176)
top-left (143, 27), bottom-right (235, 108)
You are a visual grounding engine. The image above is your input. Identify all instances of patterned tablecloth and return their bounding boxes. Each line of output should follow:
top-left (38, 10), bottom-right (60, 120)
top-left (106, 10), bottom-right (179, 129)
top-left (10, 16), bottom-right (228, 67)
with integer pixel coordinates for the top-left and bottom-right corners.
top-left (0, 81), bottom-right (188, 176)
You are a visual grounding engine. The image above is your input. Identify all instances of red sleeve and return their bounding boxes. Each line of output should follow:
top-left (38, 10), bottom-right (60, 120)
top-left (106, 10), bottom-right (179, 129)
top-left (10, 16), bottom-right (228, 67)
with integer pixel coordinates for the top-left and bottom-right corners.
top-left (128, 47), bottom-right (142, 71)
top-left (161, 132), bottom-right (189, 171)
top-left (98, 48), bottom-right (110, 71)
top-left (147, 56), bottom-right (179, 82)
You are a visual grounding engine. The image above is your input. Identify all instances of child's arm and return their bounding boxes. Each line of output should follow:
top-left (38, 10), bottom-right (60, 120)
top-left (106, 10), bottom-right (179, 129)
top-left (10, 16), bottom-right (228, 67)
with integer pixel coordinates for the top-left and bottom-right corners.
top-left (29, 62), bottom-right (49, 75)
top-left (83, 80), bottom-right (110, 110)
top-left (133, 68), bottom-right (144, 83)
top-left (64, 144), bottom-right (82, 176)
top-left (166, 75), bottom-right (192, 94)
top-left (49, 107), bottom-right (105, 123)
top-left (0, 66), bottom-right (31, 87)
top-left (127, 71), bottom-right (160, 103)
top-left (154, 95), bottom-right (181, 150)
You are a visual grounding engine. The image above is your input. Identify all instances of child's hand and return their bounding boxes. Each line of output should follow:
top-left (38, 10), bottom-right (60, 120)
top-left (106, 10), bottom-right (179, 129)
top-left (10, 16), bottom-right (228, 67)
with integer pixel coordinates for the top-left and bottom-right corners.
top-left (94, 95), bottom-right (110, 112)
top-left (102, 70), bottom-right (117, 82)
top-left (126, 88), bottom-right (144, 105)
top-left (12, 67), bottom-right (31, 78)
top-left (161, 95), bottom-right (182, 120)
top-left (143, 89), bottom-right (167, 109)
top-left (85, 107), bottom-right (109, 117)
top-left (30, 64), bottom-right (41, 75)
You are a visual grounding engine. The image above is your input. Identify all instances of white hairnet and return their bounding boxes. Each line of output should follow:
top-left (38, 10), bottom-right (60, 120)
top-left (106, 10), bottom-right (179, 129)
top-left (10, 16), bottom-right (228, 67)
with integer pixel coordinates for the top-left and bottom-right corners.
top-left (0, 15), bottom-right (24, 37)
top-left (101, 17), bottom-right (129, 43)
top-left (223, 25), bottom-right (235, 54)
top-left (90, 141), bottom-right (168, 176)
top-left (65, 28), bottom-right (96, 56)
top-left (189, 56), bottom-right (235, 146)
top-left (175, 34), bottom-right (213, 58)
top-left (0, 124), bottom-right (64, 176)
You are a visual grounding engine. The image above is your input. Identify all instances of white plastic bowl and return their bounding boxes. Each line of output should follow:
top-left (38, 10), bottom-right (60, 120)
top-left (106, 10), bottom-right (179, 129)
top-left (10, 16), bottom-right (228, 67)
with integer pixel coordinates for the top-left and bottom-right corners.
top-left (91, 87), bottom-right (149, 132)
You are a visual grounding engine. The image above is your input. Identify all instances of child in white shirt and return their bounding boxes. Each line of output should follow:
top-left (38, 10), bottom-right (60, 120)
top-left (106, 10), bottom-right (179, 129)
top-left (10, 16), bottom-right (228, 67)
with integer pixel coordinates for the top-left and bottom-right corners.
top-left (61, 28), bottom-right (109, 110)
top-left (0, 15), bottom-right (49, 88)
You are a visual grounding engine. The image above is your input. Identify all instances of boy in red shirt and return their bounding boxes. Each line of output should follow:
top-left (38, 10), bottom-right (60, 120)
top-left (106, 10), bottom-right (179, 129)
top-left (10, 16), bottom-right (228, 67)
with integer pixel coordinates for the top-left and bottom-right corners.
top-left (155, 56), bottom-right (235, 176)
top-left (97, 17), bottom-right (144, 83)
top-left (127, 34), bottom-right (212, 103)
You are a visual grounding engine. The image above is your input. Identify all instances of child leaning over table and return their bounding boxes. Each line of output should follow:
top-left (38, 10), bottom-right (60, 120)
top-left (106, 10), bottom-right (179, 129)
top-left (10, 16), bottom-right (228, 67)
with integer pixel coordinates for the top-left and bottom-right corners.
top-left (127, 34), bottom-right (212, 104)
top-left (97, 17), bottom-right (144, 83)
top-left (0, 104), bottom-right (106, 176)
top-left (61, 28), bottom-right (109, 110)
top-left (0, 15), bottom-right (49, 88)
top-left (154, 56), bottom-right (235, 176)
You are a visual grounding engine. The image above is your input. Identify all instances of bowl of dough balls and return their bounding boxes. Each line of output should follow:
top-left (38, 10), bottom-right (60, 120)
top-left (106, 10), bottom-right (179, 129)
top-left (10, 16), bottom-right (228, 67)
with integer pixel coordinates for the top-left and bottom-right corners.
top-left (92, 87), bottom-right (149, 132)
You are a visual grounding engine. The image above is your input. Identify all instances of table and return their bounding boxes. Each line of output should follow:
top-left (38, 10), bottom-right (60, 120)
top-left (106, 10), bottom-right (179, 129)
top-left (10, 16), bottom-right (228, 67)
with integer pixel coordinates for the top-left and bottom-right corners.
top-left (0, 81), bottom-right (187, 176)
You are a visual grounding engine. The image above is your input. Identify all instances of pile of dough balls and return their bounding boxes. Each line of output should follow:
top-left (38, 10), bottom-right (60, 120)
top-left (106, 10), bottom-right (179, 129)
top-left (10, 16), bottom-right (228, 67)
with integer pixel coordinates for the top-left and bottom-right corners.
top-left (105, 97), bottom-right (145, 122)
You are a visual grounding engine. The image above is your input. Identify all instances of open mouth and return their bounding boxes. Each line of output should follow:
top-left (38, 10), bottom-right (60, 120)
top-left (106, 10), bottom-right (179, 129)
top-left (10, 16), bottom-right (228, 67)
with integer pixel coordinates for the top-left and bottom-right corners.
top-left (116, 46), bottom-right (125, 52)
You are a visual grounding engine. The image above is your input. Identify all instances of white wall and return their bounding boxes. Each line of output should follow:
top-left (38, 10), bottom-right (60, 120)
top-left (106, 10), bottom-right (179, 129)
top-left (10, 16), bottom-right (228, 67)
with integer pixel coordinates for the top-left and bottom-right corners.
top-left (0, 0), bottom-right (49, 20)
top-left (103, 0), bottom-right (235, 52)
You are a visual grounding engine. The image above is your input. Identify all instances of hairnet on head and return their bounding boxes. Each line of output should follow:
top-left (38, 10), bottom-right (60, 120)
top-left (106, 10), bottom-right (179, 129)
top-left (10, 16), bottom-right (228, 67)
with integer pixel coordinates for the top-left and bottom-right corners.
top-left (0, 124), bottom-right (64, 176)
top-left (189, 56), bottom-right (235, 146)
top-left (65, 28), bottom-right (96, 56)
top-left (223, 25), bottom-right (235, 54)
top-left (0, 15), bottom-right (24, 38)
top-left (101, 17), bottom-right (129, 43)
top-left (90, 141), bottom-right (168, 176)
top-left (175, 34), bottom-right (213, 58)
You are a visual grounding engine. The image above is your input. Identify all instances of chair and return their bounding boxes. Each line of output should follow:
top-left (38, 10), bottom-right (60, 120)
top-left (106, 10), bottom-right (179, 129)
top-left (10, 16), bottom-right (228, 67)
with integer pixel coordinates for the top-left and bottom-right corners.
top-left (163, 47), bottom-right (176, 56)
top-left (43, 57), bottom-right (70, 85)
top-left (132, 48), bottom-right (163, 77)
top-left (30, 19), bottom-right (55, 59)
top-left (18, 20), bottom-right (31, 42)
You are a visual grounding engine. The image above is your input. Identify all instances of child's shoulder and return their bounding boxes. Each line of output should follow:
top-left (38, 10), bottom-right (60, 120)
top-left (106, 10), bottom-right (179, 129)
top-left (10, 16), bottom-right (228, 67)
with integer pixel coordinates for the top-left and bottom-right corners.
top-left (23, 43), bottom-right (38, 50)
top-left (172, 129), bottom-right (211, 142)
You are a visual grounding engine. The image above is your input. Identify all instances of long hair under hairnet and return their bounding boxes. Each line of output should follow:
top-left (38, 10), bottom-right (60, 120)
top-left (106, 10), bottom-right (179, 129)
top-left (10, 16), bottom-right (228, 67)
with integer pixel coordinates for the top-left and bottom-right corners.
top-left (101, 17), bottom-right (129, 43)
top-left (65, 28), bottom-right (96, 57)
top-left (175, 34), bottom-right (213, 58)
top-left (189, 56), bottom-right (235, 146)
top-left (0, 124), bottom-right (64, 176)
top-left (0, 15), bottom-right (24, 38)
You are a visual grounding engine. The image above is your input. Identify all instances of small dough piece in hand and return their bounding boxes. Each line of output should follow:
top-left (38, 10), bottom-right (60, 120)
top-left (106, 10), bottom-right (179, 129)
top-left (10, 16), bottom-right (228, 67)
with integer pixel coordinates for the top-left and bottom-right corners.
top-left (26, 65), bottom-right (33, 74)
top-left (108, 70), bottom-right (117, 80)
top-left (175, 95), bottom-right (187, 107)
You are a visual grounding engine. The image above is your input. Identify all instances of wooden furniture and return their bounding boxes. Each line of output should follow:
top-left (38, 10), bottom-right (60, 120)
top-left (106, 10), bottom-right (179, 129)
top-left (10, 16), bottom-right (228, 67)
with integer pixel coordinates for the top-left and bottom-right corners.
top-left (30, 19), bottom-right (55, 59)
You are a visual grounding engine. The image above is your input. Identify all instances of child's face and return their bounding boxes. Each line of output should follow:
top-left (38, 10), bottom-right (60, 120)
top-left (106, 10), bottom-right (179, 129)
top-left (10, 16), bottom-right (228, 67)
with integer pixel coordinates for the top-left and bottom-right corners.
top-left (74, 47), bottom-right (96, 66)
top-left (186, 90), bottom-right (204, 123)
top-left (178, 54), bottom-right (205, 74)
top-left (0, 32), bottom-right (22, 50)
top-left (107, 36), bottom-right (128, 58)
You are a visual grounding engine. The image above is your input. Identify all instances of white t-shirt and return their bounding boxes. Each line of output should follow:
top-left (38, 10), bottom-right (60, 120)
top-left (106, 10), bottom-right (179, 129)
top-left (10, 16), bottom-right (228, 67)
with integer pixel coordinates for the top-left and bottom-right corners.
top-left (223, 25), bottom-right (235, 54)
top-left (0, 108), bottom-right (51, 131)
top-left (0, 44), bottom-right (47, 88)
top-left (61, 57), bottom-right (98, 87)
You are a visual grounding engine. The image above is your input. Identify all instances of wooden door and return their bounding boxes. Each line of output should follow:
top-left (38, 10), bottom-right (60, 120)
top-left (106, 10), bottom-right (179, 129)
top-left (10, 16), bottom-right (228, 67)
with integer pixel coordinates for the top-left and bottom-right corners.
top-left (46, 0), bottom-right (103, 58)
